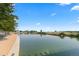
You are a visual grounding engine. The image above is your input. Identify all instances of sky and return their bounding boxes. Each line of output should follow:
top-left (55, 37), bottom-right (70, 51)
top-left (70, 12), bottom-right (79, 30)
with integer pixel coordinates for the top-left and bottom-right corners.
top-left (15, 3), bottom-right (79, 31)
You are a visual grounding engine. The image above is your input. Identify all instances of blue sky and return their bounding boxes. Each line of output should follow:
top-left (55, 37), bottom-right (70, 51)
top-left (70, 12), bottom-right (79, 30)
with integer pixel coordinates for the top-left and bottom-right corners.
top-left (15, 3), bottom-right (79, 31)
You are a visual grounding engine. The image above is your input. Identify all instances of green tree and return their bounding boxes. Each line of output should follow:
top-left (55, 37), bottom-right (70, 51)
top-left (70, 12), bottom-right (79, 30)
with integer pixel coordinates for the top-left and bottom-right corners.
top-left (0, 3), bottom-right (18, 35)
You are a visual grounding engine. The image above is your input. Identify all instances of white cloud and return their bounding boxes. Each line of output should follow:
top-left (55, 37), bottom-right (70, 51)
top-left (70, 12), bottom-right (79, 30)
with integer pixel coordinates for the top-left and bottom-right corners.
top-left (51, 13), bottom-right (56, 16)
top-left (76, 17), bottom-right (79, 23)
top-left (36, 23), bottom-right (41, 26)
top-left (77, 20), bottom-right (79, 23)
top-left (71, 6), bottom-right (79, 11)
top-left (58, 3), bottom-right (71, 6)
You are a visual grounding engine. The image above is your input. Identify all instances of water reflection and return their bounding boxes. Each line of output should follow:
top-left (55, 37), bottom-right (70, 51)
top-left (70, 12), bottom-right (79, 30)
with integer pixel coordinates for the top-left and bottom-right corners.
top-left (59, 35), bottom-right (65, 39)
top-left (57, 35), bottom-right (79, 41)
top-left (75, 37), bottom-right (79, 41)
top-left (20, 34), bottom-right (79, 56)
top-left (40, 34), bottom-right (42, 37)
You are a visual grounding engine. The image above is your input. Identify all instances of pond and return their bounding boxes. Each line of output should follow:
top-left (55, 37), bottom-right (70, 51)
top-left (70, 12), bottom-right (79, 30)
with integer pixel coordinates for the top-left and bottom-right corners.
top-left (19, 34), bottom-right (79, 56)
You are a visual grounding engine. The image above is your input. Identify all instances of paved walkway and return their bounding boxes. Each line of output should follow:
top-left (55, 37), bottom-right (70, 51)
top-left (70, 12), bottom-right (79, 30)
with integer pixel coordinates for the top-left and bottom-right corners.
top-left (0, 33), bottom-right (17, 56)
top-left (7, 35), bottom-right (20, 56)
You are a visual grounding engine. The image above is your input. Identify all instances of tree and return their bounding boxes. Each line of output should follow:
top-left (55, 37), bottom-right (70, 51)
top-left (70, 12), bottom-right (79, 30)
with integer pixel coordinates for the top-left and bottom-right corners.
top-left (0, 3), bottom-right (18, 35)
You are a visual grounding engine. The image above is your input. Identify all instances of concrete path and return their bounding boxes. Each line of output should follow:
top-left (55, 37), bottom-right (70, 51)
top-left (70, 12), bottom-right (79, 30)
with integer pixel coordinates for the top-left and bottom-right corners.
top-left (0, 33), bottom-right (17, 56)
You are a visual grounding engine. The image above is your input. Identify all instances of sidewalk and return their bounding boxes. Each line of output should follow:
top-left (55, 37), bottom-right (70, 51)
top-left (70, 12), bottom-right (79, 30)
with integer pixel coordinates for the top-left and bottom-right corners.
top-left (0, 33), bottom-right (17, 56)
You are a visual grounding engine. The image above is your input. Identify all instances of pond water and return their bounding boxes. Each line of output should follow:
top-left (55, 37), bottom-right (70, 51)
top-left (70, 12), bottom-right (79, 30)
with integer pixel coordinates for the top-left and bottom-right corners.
top-left (19, 34), bottom-right (79, 56)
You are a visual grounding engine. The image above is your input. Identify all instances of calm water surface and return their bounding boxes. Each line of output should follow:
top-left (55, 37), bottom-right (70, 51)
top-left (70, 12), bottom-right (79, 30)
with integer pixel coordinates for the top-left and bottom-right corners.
top-left (19, 34), bottom-right (79, 56)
